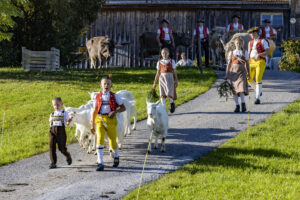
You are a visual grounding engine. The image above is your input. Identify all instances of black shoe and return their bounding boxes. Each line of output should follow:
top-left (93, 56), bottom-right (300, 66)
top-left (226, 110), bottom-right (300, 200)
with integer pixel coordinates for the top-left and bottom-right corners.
top-left (260, 92), bottom-right (262, 96)
top-left (254, 99), bottom-right (261, 104)
top-left (113, 157), bottom-right (119, 167)
top-left (170, 102), bottom-right (175, 113)
top-left (96, 164), bottom-right (104, 171)
top-left (241, 103), bottom-right (247, 112)
top-left (49, 163), bottom-right (56, 169)
top-left (234, 105), bottom-right (240, 113)
top-left (67, 155), bottom-right (72, 165)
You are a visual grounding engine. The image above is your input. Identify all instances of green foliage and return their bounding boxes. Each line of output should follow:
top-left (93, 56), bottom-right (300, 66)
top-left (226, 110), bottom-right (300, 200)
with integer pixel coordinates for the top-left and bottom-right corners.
top-left (217, 80), bottom-right (233, 101)
top-left (124, 99), bottom-right (300, 200)
top-left (0, 0), bottom-right (29, 41)
top-left (147, 89), bottom-right (160, 103)
top-left (0, 0), bottom-right (105, 67)
top-left (0, 67), bottom-right (216, 166)
top-left (278, 40), bottom-right (300, 72)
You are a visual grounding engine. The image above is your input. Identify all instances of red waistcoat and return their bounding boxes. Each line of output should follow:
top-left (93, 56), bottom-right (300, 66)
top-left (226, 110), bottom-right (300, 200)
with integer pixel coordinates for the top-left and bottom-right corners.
top-left (195, 26), bottom-right (208, 38)
top-left (159, 27), bottom-right (172, 40)
top-left (95, 92), bottom-right (117, 114)
top-left (159, 61), bottom-right (174, 73)
top-left (249, 39), bottom-right (266, 61)
top-left (261, 27), bottom-right (275, 39)
top-left (229, 23), bottom-right (243, 31)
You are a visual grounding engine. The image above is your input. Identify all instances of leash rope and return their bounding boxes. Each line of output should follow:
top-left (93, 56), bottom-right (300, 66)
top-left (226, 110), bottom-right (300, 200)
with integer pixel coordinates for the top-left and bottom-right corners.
top-left (136, 132), bottom-right (153, 200)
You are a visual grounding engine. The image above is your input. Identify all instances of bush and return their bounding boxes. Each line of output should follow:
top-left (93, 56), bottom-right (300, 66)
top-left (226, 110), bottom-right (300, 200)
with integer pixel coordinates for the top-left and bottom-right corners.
top-left (278, 40), bottom-right (300, 72)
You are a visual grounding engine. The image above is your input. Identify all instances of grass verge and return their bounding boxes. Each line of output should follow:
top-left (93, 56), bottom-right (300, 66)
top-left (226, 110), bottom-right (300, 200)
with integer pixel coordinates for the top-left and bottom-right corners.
top-left (0, 67), bottom-right (216, 166)
top-left (123, 99), bottom-right (300, 200)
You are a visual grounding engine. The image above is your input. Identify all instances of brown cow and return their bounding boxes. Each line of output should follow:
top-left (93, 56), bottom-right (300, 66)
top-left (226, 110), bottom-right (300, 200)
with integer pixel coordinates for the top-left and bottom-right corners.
top-left (139, 32), bottom-right (190, 66)
top-left (86, 36), bottom-right (115, 69)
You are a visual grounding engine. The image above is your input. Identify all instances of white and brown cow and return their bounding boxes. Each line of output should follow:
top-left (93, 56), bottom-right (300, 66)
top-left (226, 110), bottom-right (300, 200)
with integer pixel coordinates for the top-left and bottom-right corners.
top-left (86, 36), bottom-right (115, 69)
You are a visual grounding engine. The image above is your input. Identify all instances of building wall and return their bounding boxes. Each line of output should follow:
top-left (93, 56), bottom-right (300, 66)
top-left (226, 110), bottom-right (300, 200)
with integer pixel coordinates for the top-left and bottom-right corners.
top-left (78, 8), bottom-right (290, 68)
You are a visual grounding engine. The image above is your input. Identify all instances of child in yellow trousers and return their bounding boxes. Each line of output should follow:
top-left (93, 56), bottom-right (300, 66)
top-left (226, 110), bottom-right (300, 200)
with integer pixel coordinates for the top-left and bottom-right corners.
top-left (91, 76), bottom-right (126, 171)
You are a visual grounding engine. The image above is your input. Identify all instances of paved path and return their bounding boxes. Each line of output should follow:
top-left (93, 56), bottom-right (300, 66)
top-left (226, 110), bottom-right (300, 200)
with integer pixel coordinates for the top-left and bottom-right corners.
top-left (1, 70), bottom-right (300, 200)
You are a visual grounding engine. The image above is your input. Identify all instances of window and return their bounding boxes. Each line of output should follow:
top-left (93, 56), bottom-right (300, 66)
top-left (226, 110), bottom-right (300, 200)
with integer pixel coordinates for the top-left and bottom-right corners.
top-left (260, 13), bottom-right (283, 26)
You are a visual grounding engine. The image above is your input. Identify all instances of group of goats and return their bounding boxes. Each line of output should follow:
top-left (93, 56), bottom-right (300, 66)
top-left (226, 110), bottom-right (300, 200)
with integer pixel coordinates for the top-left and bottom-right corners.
top-left (65, 90), bottom-right (169, 155)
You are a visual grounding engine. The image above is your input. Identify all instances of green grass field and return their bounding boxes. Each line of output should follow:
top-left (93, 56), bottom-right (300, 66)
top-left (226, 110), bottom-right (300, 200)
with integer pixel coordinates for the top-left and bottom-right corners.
top-left (124, 99), bottom-right (300, 200)
top-left (0, 67), bottom-right (216, 166)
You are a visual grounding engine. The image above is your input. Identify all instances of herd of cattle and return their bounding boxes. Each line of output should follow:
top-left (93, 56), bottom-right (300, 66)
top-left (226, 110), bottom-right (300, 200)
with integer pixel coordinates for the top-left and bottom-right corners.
top-left (65, 90), bottom-right (169, 155)
top-left (85, 28), bottom-right (260, 69)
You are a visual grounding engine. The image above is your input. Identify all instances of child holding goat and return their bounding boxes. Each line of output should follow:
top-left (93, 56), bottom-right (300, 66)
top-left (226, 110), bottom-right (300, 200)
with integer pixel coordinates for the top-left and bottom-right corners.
top-left (153, 48), bottom-right (178, 113)
top-left (91, 76), bottom-right (126, 171)
top-left (225, 37), bottom-right (249, 112)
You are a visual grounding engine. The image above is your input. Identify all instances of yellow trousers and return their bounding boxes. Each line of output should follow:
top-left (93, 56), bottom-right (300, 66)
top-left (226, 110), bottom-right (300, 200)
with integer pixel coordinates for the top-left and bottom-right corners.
top-left (248, 59), bottom-right (266, 83)
top-left (95, 115), bottom-right (117, 150)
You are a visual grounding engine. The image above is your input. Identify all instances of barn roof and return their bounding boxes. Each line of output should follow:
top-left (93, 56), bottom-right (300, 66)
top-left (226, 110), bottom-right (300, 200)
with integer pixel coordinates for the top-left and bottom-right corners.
top-left (104, 0), bottom-right (290, 10)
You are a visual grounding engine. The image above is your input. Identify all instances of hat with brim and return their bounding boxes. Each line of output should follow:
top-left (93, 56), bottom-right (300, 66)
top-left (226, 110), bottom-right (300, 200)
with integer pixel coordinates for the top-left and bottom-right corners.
top-left (232, 15), bottom-right (240, 19)
top-left (263, 19), bottom-right (271, 23)
top-left (247, 27), bottom-right (259, 33)
top-left (161, 19), bottom-right (169, 24)
top-left (197, 19), bottom-right (205, 23)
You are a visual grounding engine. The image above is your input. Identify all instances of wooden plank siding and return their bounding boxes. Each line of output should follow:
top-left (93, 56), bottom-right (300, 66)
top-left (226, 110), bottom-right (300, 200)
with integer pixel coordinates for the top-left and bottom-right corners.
top-left (76, 8), bottom-right (290, 68)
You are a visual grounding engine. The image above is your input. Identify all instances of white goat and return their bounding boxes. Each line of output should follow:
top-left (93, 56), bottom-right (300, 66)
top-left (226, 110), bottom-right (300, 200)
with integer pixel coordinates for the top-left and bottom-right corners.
top-left (146, 99), bottom-right (168, 152)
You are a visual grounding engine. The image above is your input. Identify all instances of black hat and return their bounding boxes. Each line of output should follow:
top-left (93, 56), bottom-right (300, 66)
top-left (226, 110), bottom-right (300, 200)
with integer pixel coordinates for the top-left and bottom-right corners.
top-left (197, 19), bottom-right (205, 23)
top-left (161, 19), bottom-right (169, 24)
top-left (232, 15), bottom-right (240, 19)
top-left (263, 19), bottom-right (271, 23)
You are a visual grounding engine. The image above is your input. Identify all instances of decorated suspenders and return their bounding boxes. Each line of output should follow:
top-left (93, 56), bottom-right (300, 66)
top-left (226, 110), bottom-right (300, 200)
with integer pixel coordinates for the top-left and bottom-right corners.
top-left (51, 111), bottom-right (65, 127)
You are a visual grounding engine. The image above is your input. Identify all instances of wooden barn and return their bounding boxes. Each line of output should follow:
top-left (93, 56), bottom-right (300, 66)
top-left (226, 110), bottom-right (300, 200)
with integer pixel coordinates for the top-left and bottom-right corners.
top-left (76, 0), bottom-right (300, 68)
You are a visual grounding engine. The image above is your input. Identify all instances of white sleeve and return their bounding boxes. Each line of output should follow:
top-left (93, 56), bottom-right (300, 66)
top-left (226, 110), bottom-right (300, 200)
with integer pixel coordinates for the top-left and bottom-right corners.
top-left (227, 25), bottom-right (230, 31)
top-left (206, 28), bottom-right (210, 35)
top-left (193, 29), bottom-right (196, 36)
top-left (241, 25), bottom-right (244, 30)
top-left (156, 61), bottom-right (160, 70)
top-left (157, 29), bottom-right (161, 34)
top-left (273, 28), bottom-right (277, 35)
top-left (64, 111), bottom-right (70, 124)
top-left (172, 59), bottom-right (176, 69)
top-left (176, 60), bottom-right (181, 67)
top-left (244, 50), bottom-right (249, 60)
top-left (227, 51), bottom-right (233, 61)
top-left (262, 39), bottom-right (269, 49)
top-left (49, 113), bottom-right (52, 127)
top-left (115, 94), bottom-right (123, 106)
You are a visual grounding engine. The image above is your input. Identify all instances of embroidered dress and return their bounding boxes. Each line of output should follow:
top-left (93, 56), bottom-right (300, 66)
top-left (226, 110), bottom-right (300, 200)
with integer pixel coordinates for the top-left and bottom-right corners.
top-left (228, 50), bottom-right (249, 96)
top-left (156, 59), bottom-right (176, 99)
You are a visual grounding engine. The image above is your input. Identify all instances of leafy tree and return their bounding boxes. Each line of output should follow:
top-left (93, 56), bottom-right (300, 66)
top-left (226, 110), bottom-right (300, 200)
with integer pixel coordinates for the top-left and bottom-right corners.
top-left (0, 0), bottom-right (105, 67)
top-left (0, 0), bottom-right (29, 41)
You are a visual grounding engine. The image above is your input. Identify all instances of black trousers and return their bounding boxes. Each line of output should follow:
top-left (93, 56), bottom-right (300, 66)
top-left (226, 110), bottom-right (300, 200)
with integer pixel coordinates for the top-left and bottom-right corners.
top-left (160, 40), bottom-right (175, 59)
top-left (195, 39), bottom-right (209, 67)
top-left (49, 126), bottom-right (70, 164)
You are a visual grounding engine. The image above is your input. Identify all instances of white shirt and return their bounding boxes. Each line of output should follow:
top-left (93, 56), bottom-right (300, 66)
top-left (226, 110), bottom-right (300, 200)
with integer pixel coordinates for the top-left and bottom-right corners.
top-left (49, 110), bottom-right (70, 127)
top-left (157, 27), bottom-right (172, 41)
top-left (193, 26), bottom-right (210, 39)
top-left (259, 26), bottom-right (277, 39)
top-left (248, 38), bottom-right (269, 59)
top-left (156, 59), bottom-right (176, 70)
top-left (227, 23), bottom-right (244, 31)
top-left (95, 92), bottom-right (123, 114)
top-left (176, 59), bottom-right (194, 67)
top-left (227, 50), bottom-right (249, 61)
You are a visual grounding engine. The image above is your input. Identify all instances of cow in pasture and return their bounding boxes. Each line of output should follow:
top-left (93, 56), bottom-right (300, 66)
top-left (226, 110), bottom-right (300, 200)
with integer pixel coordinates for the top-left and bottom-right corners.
top-left (86, 36), bottom-right (115, 69)
top-left (139, 32), bottom-right (190, 66)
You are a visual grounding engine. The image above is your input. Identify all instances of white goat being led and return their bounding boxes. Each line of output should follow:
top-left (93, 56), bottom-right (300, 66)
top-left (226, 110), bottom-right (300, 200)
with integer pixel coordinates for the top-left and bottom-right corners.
top-left (146, 99), bottom-right (168, 152)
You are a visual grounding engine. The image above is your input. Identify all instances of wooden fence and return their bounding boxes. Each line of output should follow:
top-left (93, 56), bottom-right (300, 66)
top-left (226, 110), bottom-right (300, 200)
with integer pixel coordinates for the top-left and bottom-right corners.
top-left (22, 47), bottom-right (60, 71)
top-left (73, 8), bottom-right (289, 69)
